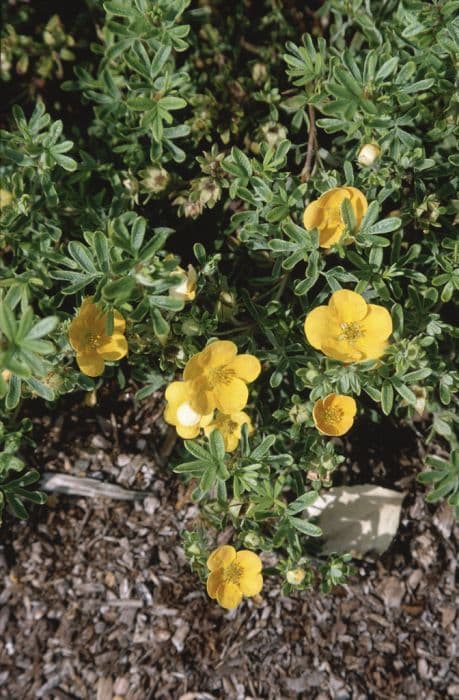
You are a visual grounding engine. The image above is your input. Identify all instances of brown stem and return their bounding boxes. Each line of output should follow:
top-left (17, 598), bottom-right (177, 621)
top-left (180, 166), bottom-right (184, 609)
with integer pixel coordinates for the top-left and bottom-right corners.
top-left (300, 104), bottom-right (317, 183)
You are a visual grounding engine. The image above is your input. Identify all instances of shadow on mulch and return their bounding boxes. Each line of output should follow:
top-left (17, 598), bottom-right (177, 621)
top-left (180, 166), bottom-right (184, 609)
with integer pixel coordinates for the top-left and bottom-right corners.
top-left (1, 389), bottom-right (458, 700)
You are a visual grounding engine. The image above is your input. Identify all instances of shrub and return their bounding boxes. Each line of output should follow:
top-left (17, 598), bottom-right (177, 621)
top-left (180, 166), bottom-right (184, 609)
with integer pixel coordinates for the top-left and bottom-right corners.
top-left (1, 0), bottom-right (458, 604)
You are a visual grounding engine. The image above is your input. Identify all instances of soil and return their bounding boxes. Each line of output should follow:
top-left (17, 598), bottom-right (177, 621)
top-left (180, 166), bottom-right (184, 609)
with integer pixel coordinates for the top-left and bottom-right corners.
top-left (0, 389), bottom-right (458, 700)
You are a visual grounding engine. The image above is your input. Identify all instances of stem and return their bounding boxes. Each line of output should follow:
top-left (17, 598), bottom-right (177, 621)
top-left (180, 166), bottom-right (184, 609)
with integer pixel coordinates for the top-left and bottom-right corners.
top-left (300, 104), bottom-right (317, 183)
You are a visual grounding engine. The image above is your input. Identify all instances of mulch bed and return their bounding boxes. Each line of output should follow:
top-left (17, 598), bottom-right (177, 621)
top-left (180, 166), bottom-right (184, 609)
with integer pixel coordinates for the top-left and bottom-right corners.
top-left (0, 389), bottom-right (457, 700)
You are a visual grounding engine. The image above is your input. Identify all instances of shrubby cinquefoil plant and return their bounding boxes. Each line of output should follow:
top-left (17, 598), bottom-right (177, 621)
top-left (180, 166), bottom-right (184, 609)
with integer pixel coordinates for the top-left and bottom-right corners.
top-left (1, 0), bottom-right (458, 607)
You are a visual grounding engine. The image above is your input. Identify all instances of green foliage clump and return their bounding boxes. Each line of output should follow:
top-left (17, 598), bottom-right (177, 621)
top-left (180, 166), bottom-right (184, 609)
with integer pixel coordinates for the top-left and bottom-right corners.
top-left (1, 0), bottom-right (458, 582)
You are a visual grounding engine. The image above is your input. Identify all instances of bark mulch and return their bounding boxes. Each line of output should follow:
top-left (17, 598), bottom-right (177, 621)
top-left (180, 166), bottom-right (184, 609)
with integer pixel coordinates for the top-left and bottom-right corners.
top-left (0, 389), bottom-right (458, 700)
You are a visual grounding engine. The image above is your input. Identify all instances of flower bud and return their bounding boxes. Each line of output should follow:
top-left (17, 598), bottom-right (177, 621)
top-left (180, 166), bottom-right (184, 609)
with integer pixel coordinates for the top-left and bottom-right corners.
top-left (357, 143), bottom-right (381, 166)
top-left (139, 167), bottom-right (170, 193)
top-left (169, 265), bottom-right (197, 302)
top-left (243, 532), bottom-right (261, 548)
top-left (83, 390), bottom-right (97, 407)
top-left (1, 369), bottom-right (11, 381)
top-left (286, 568), bottom-right (305, 585)
top-left (252, 62), bottom-right (268, 84)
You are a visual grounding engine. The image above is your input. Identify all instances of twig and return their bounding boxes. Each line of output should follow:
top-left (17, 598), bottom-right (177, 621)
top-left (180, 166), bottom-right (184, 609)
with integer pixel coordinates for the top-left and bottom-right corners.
top-left (300, 104), bottom-right (317, 182)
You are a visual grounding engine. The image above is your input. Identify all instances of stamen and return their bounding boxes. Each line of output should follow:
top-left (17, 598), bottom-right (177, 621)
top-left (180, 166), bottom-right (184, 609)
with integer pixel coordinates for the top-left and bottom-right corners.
top-left (85, 332), bottom-right (102, 349)
top-left (339, 322), bottom-right (364, 342)
top-left (207, 366), bottom-right (236, 388)
top-left (223, 561), bottom-right (243, 584)
top-left (323, 406), bottom-right (344, 424)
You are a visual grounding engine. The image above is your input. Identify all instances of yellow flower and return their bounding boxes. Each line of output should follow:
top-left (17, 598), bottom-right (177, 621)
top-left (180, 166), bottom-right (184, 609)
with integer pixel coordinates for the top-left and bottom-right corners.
top-left (68, 297), bottom-right (128, 377)
top-left (1, 369), bottom-right (11, 381)
top-left (169, 265), bottom-right (197, 302)
top-left (0, 189), bottom-right (13, 209)
top-left (206, 545), bottom-right (263, 609)
top-left (303, 186), bottom-right (368, 248)
top-left (184, 340), bottom-right (261, 415)
top-left (313, 393), bottom-right (357, 436)
top-left (163, 380), bottom-right (213, 439)
top-left (304, 289), bottom-right (392, 363)
top-left (204, 410), bottom-right (253, 452)
top-left (357, 143), bottom-right (381, 166)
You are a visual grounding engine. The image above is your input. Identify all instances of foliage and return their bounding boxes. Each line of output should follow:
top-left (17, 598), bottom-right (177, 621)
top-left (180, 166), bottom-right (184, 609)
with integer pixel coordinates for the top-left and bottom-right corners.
top-left (1, 0), bottom-right (458, 595)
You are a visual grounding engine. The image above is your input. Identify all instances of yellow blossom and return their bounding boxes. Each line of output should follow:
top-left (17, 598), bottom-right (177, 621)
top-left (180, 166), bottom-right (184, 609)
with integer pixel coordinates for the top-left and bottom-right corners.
top-left (303, 186), bottom-right (368, 248)
top-left (204, 410), bottom-right (253, 452)
top-left (313, 393), bottom-right (357, 436)
top-left (68, 297), bottom-right (128, 377)
top-left (1, 369), bottom-right (11, 381)
top-left (163, 380), bottom-right (213, 439)
top-left (357, 143), bottom-right (381, 166)
top-left (0, 189), bottom-right (13, 209)
top-left (304, 289), bottom-right (392, 363)
top-left (184, 340), bottom-right (261, 415)
top-left (206, 545), bottom-right (263, 609)
top-left (169, 265), bottom-right (197, 302)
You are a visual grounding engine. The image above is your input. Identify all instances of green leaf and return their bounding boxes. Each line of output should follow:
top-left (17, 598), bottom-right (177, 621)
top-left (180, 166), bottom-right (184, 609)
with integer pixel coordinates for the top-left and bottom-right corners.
top-left (289, 517), bottom-right (322, 537)
top-left (392, 379), bottom-right (417, 405)
top-left (104, 2), bottom-right (138, 18)
top-left (26, 316), bottom-right (58, 340)
top-left (68, 242), bottom-right (97, 273)
top-left (287, 491), bottom-right (318, 515)
top-left (94, 232), bottom-right (110, 273)
top-left (0, 301), bottom-right (17, 341)
top-left (381, 381), bottom-right (394, 415)
top-left (367, 218), bottom-right (401, 235)
top-left (208, 429), bottom-right (226, 460)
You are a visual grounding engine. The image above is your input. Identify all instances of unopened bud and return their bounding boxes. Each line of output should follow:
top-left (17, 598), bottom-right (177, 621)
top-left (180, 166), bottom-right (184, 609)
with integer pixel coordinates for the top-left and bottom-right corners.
top-left (243, 532), bottom-right (261, 548)
top-left (357, 143), bottom-right (381, 166)
top-left (139, 167), bottom-right (170, 193)
top-left (286, 568), bottom-right (306, 585)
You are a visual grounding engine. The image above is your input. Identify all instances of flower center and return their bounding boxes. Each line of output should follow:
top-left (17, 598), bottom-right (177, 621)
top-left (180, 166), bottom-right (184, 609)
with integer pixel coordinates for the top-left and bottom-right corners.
top-left (223, 561), bottom-right (243, 585)
top-left (85, 332), bottom-right (103, 349)
top-left (207, 365), bottom-right (235, 389)
top-left (340, 322), bottom-right (364, 342)
top-left (323, 406), bottom-right (344, 424)
top-left (177, 402), bottom-right (201, 427)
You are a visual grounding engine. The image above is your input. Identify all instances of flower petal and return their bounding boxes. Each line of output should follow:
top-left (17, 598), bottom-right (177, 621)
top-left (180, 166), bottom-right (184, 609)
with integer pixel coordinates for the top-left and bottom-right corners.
top-left (354, 338), bottom-right (389, 361)
top-left (175, 423), bottom-right (201, 439)
top-left (360, 304), bottom-right (393, 341)
top-left (98, 333), bottom-right (128, 361)
top-left (183, 353), bottom-right (204, 381)
top-left (113, 310), bottom-right (126, 333)
top-left (227, 354), bottom-right (261, 382)
top-left (68, 318), bottom-right (86, 351)
top-left (239, 572), bottom-right (263, 597)
top-left (329, 289), bottom-right (368, 323)
top-left (206, 570), bottom-right (223, 599)
top-left (332, 394), bottom-right (357, 418)
top-left (76, 352), bottom-right (105, 377)
top-left (214, 377), bottom-right (248, 413)
top-left (165, 381), bottom-right (190, 407)
top-left (189, 377), bottom-right (215, 414)
top-left (202, 340), bottom-right (238, 367)
top-left (303, 199), bottom-right (324, 230)
top-left (319, 224), bottom-right (346, 248)
top-left (346, 186), bottom-right (368, 226)
top-left (304, 306), bottom-right (337, 350)
top-left (235, 550), bottom-right (262, 575)
top-left (216, 581), bottom-right (243, 609)
top-left (321, 339), bottom-right (363, 363)
top-left (207, 544), bottom-right (237, 572)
